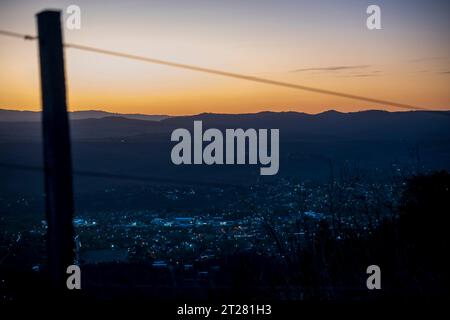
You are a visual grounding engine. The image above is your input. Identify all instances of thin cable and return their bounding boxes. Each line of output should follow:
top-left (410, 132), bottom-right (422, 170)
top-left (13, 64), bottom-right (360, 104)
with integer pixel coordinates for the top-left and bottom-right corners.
top-left (0, 29), bottom-right (438, 111)
top-left (0, 29), bottom-right (36, 40)
top-left (65, 43), bottom-right (425, 111)
top-left (0, 162), bottom-right (244, 188)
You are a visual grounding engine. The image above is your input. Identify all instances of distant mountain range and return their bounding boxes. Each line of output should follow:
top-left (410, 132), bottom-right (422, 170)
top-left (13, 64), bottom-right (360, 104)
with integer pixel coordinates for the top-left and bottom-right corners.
top-left (1, 109), bottom-right (449, 192)
top-left (0, 109), bottom-right (170, 122)
top-left (1, 109), bottom-right (449, 141)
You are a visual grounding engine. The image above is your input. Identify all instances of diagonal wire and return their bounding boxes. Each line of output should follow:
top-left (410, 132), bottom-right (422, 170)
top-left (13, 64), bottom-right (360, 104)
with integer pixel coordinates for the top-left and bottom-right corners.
top-left (0, 29), bottom-right (436, 112)
top-left (0, 162), bottom-right (245, 188)
top-left (64, 42), bottom-right (425, 111)
top-left (0, 29), bottom-right (36, 40)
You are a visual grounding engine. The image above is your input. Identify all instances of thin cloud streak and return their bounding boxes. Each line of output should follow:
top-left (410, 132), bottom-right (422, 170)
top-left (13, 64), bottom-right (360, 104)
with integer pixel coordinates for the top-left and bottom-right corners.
top-left (339, 70), bottom-right (383, 78)
top-left (290, 65), bottom-right (371, 73)
top-left (409, 57), bottom-right (449, 63)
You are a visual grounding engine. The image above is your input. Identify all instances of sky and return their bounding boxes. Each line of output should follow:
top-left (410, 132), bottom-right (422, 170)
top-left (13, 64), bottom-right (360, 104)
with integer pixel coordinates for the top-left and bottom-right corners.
top-left (0, 0), bottom-right (449, 115)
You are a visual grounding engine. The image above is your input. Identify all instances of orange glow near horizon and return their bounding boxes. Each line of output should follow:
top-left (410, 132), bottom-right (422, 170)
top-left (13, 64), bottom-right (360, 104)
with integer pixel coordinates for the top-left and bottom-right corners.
top-left (1, 0), bottom-right (449, 115)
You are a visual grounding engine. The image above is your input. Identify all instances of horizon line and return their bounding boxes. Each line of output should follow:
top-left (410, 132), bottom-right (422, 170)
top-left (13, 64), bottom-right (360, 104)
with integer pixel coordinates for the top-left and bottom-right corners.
top-left (2, 107), bottom-right (450, 118)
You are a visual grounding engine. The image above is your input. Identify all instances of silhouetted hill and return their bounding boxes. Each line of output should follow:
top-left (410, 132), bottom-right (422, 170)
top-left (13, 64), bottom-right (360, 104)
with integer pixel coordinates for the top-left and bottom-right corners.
top-left (0, 109), bottom-right (170, 122)
top-left (1, 109), bottom-right (449, 141)
top-left (1, 110), bottom-right (449, 194)
top-left (161, 110), bottom-right (450, 140)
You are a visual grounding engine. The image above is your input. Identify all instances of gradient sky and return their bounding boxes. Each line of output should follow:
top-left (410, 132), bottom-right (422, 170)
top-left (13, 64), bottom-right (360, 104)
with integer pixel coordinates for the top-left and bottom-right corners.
top-left (0, 0), bottom-right (449, 115)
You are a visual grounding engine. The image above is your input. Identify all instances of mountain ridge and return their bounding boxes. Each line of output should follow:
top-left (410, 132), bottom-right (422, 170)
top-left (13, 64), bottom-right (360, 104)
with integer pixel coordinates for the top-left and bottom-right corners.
top-left (0, 109), bottom-right (170, 122)
top-left (1, 109), bottom-right (449, 189)
top-left (1, 109), bottom-right (449, 142)
top-left (2, 108), bottom-right (449, 123)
